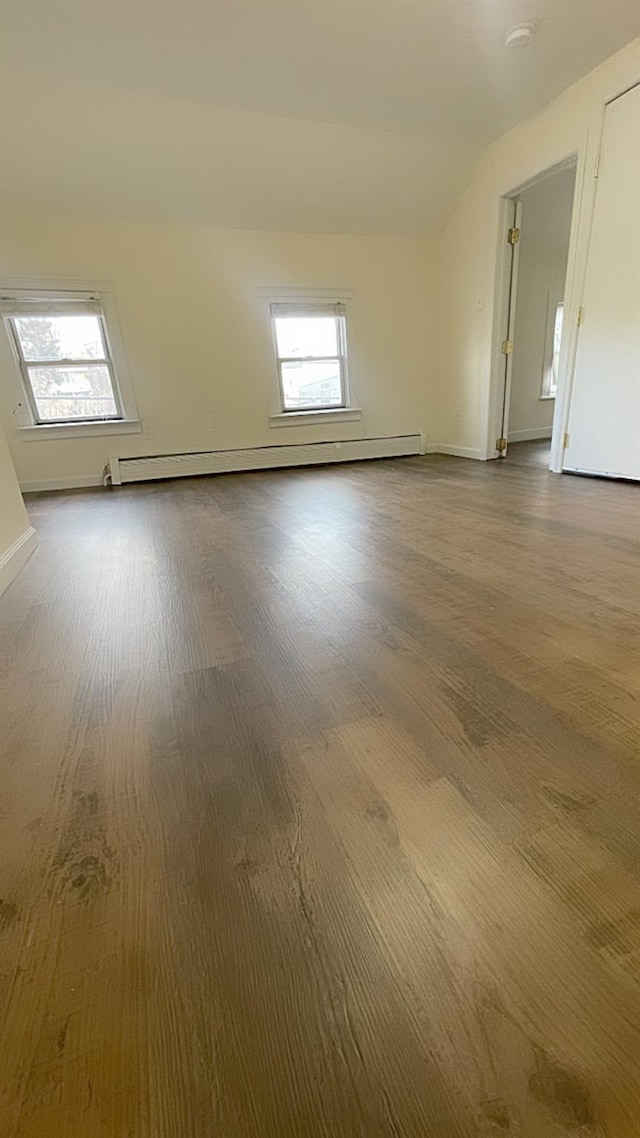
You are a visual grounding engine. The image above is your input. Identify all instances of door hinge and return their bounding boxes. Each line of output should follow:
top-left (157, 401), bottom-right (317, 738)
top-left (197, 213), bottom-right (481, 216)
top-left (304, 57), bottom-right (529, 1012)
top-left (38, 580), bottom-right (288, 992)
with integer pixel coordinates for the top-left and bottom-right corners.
top-left (507, 227), bottom-right (520, 245)
top-left (563, 432), bottom-right (570, 449)
top-left (501, 340), bottom-right (513, 355)
top-left (577, 306), bottom-right (585, 326)
top-left (496, 437), bottom-right (508, 453)
top-left (594, 154), bottom-right (601, 178)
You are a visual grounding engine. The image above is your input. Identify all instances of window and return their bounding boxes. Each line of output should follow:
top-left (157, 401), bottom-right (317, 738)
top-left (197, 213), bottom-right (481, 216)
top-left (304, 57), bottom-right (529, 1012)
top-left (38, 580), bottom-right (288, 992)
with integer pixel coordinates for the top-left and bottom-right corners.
top-left (0, 286), bottom-right (140, 437)
top-left (4, 296), bottom-right (122, 423)
top-left (541, 294), bottom-right (564, 399)
top-left (271, 302), bottom-right (348, 413)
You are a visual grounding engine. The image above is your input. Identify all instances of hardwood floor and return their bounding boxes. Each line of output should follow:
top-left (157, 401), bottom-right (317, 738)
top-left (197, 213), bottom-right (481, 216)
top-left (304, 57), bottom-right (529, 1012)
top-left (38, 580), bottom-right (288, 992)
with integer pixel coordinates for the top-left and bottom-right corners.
top-left (1, 442), bottom-right (639, 1137)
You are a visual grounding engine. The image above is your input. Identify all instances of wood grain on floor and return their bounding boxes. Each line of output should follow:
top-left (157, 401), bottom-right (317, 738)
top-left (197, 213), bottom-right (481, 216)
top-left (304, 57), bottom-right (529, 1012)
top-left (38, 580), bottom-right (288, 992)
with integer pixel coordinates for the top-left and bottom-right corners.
top-left (1, 442), bottom-right (639, 1137)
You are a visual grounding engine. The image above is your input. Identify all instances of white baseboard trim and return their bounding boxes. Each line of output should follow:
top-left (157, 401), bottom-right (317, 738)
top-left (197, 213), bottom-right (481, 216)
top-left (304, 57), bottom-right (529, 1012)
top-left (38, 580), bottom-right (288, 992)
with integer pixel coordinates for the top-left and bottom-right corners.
top-left (0, 526), bottom-right (38, 598)
top-left (20, 474), bottom-right (104, 493)
top-left (425, 444), bottom-right (485, 460)
top-left (508, 427), bottom-right (553, 443)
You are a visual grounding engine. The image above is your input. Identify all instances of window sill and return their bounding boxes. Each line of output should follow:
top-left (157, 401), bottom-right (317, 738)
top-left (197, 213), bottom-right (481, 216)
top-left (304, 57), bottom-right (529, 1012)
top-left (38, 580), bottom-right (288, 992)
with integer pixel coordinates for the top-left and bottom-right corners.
top-left (17, 419), bottom-right (142, 441)
top-left (269, 408), bottom-right (362, 428)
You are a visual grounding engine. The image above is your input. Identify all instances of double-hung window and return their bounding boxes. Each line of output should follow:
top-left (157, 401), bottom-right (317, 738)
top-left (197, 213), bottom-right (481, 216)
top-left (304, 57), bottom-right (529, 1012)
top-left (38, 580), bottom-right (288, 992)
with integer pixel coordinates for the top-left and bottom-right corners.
top-left (2, 291), bottom-right (130, 428)
top-left (271, 301), bottom-right (348, 413)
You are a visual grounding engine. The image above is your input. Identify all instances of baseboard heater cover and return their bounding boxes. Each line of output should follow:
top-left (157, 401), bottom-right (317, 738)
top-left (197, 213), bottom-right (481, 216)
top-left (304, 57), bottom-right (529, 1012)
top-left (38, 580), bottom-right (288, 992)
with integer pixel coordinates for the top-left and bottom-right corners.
top-left (108, 435), bottom-right (424, 485)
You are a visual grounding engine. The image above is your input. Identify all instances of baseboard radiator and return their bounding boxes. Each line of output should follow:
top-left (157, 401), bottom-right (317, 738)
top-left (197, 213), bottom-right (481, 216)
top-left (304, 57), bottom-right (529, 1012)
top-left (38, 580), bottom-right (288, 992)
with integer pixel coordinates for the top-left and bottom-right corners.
top-left (108, 434), bottom-right (424, 485)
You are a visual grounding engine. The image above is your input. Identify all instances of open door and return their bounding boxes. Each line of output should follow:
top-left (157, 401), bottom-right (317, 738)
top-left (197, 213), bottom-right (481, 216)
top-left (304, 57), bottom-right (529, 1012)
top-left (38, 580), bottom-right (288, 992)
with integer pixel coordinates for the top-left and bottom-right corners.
top-left (496, 199), bottom-right (522, 458)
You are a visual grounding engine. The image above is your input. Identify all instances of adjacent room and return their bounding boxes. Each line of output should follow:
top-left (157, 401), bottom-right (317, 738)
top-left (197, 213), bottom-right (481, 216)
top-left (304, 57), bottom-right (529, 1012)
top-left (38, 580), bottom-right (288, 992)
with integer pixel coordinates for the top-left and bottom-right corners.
top-left (0, 3), bottom-right (639, 1135)
top-left (504, 163), bottom-right (577, 465)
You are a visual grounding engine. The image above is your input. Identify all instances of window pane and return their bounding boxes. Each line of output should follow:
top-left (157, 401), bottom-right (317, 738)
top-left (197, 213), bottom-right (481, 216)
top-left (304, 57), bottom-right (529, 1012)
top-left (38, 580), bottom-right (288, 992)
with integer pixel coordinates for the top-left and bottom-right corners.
top-left (281, 359), bottom-right (343, 409)
top-left (274, 316), bottom-right (338, 359)
top-left (28, 365), bottom-right (119, 421)
top-left (14, 315), bottom-right (105, 362)
top-left (551, 302), bottom-right (564, 391)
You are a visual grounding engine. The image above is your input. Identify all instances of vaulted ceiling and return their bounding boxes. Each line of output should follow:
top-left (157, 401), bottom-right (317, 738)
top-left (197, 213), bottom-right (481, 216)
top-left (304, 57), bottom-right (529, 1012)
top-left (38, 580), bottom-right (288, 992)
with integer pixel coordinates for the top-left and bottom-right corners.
top-left (1, 1), bottom-right (639, 236)
top-left (4, 0), bottom-right (640, 141)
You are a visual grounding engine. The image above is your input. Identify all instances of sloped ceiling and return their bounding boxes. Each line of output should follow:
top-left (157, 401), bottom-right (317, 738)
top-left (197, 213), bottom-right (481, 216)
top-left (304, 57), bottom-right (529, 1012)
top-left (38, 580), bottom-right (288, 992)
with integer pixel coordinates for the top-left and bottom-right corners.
top-left (1, 0), bottom-right (639, 236)
top-left (0, 79), bottom-right (483, 238)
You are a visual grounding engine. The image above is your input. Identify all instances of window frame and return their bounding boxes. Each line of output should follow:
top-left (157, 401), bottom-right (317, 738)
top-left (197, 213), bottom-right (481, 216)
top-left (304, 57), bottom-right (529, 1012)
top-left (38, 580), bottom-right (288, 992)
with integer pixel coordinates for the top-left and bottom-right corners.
top-left (272, 301), bottom-right (349, 415)
top-left (0, 282), bottom-right (141, 439)
top-left (7, 308), bottom-right (123, 426)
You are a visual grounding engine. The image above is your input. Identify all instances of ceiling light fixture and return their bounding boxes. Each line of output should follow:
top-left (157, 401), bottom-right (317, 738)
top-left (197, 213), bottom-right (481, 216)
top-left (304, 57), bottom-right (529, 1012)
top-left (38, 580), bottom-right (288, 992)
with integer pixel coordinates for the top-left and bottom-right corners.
top-left (504, 23), bottom-right (536, 49)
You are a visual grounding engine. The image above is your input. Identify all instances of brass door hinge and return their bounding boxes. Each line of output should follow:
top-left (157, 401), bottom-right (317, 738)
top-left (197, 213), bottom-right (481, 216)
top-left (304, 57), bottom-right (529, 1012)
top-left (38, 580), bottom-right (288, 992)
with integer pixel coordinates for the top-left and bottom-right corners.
top-left (501, 340), bottom-right (513, 355)
top-left (563, 432), bottom-right (570, 449)
top-left (577, 306), bottom-right (585, 326)
top-left (496, 437), bottom-right (508, 453)
top-left (508, 227), bottom-right (520, 245)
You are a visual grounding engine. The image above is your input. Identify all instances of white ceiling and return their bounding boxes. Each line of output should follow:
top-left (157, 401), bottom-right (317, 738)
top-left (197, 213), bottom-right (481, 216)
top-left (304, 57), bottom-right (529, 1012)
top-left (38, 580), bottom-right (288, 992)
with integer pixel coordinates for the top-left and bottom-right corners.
top-left (0, 1), bottom-right (638, 237)
top-left (3, 0), bottom-right (640, 142)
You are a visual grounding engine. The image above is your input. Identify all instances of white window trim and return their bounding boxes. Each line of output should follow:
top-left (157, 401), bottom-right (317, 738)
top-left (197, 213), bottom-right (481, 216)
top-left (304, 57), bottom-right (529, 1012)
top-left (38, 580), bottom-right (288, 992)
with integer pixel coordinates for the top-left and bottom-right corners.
top-left (540, 289), bottom-right (564, 401)
top-left (264, 291), bottom-right (362, 426)
top-left (0, 279), bottom-right (141, 439)
top-left (269, 407), bottom-right (363, 427)
top-left (16, 419), bottom-right (143, 441)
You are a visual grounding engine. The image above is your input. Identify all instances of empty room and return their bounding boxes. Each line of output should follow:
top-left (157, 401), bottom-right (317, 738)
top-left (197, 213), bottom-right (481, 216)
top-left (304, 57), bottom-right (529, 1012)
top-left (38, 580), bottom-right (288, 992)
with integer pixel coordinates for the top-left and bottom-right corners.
top-left (1, 2), bottom-right (639, 1135)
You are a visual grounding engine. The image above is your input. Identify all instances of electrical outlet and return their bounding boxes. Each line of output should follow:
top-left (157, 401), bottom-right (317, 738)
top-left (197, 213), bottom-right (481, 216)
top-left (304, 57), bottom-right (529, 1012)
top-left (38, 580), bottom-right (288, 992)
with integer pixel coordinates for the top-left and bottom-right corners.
top-left (209, 415), bottom-right (220, 432)
top-left (143, 418), bottom-right (156, 438)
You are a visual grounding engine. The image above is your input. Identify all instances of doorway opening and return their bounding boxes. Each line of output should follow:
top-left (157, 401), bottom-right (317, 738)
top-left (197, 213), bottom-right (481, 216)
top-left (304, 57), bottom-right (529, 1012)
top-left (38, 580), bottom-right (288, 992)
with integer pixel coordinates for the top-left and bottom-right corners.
top-left (492, 159), bottom-right (578, 467)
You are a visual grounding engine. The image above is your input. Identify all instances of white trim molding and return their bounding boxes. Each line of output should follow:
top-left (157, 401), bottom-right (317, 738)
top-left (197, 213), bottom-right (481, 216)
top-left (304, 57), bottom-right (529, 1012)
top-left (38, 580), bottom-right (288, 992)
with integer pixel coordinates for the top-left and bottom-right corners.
top-left (17, 419), bottom-right (141, 441)
top-left (425, 444), bottom-right (485, 459)
top-left (258, 286), bottom-right (354, 301)
top-left (0, 526), bottom-right (38, 597)
top-left (20, 474), bottom-right (104, 493)
top-left (269, 407), bottom-right (362, 428)
top-left (508, 427), bottom-right (553, 442)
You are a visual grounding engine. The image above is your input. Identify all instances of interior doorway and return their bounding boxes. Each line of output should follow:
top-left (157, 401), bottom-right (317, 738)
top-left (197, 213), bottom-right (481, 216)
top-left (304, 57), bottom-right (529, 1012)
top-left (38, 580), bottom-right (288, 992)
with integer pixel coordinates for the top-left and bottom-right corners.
top-left (494, 161), bottom-right (577, 465)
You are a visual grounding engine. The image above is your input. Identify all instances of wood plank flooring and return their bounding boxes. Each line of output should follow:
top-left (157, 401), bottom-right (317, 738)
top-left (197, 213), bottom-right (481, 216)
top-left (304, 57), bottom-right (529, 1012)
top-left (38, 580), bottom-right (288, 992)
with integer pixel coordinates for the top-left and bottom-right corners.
top-left (1, 442), bottom-right (639, 1137)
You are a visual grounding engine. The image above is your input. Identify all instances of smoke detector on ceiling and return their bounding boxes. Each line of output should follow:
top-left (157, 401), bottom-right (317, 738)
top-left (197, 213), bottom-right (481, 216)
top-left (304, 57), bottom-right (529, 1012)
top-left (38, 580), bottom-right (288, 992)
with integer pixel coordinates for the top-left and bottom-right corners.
top-left (504, 23), bottom-right (536, 49)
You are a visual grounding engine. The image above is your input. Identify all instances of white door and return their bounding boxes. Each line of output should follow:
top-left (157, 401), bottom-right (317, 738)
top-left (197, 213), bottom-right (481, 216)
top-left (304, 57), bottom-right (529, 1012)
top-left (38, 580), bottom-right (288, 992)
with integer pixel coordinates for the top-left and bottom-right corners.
top-left (564, 83), bottom-right (640, 480)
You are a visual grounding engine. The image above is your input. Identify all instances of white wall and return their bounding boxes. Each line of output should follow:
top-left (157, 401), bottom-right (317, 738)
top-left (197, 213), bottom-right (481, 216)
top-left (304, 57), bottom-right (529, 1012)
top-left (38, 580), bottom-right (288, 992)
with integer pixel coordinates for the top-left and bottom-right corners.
top-left (435, 37), bottom-right (640, 460)
top-left (0, 419), bottom-right (28, 551)
top-left (508, 168), bottom-right (575, 440)
top-left (0, 215), bottom-right (437, 488)
top-left (0, 417), bottom-right (35, 595)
